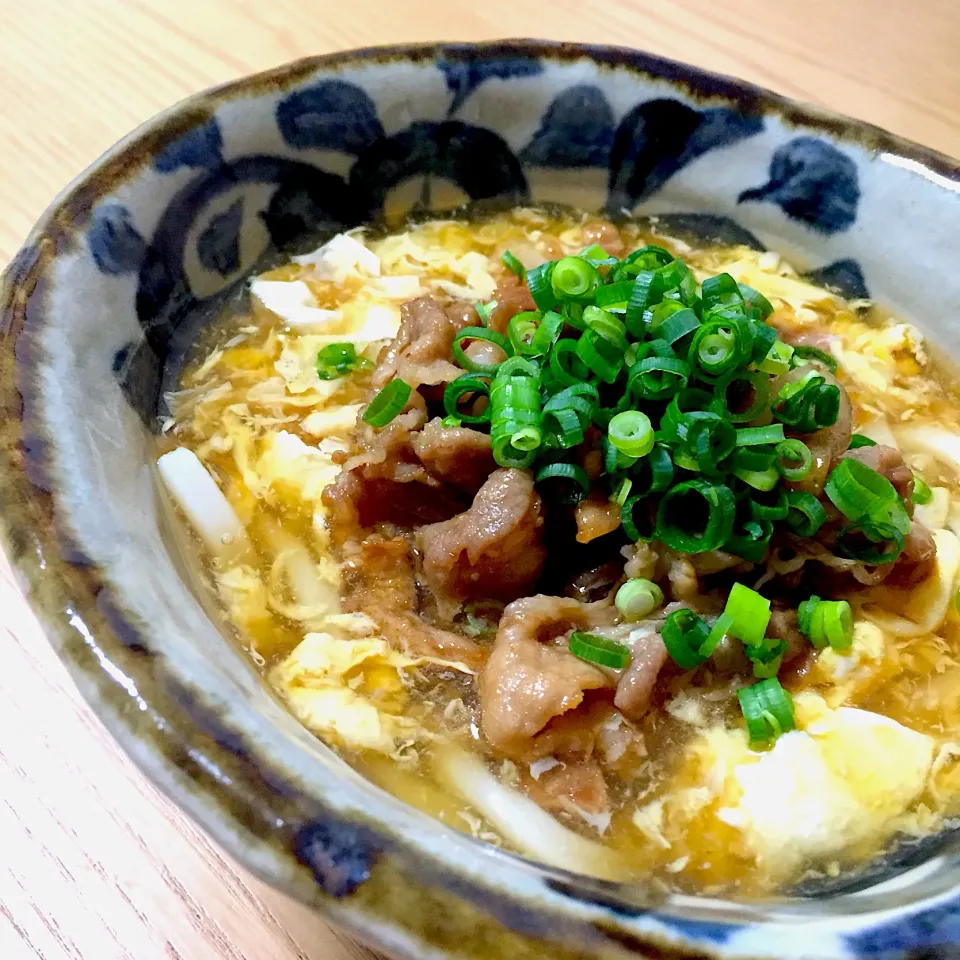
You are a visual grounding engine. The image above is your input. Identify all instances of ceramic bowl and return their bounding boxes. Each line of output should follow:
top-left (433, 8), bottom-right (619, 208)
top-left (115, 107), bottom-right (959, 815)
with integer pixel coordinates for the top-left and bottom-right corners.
top-left (2, 40), bottom-right (959, 960)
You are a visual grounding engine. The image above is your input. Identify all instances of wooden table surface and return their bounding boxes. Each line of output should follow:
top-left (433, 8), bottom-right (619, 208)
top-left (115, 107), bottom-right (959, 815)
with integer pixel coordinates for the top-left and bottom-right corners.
top-left (2, 2), bottom-right (960, 957)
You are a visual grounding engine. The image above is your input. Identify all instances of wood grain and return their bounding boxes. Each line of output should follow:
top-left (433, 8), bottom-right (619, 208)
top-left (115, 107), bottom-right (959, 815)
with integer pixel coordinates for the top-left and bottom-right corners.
top-left (1, 2), bottom-right (959, 957)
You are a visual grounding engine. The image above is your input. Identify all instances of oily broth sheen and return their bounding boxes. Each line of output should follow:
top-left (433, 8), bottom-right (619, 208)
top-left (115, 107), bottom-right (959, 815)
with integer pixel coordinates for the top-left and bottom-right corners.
top-left (161, 208), bottom-right (960, 897)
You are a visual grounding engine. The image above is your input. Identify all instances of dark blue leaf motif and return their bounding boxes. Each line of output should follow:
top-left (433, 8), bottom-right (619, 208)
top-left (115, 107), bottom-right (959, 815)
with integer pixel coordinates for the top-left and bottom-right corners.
top-left (196, 198), bottom-right (244, 277)
top-left (607, 100), bottom-right (763, 215)
top-left (803, 258), bottom-right (869, 300)
top-left (519, 85), bottom-right (615, 169)
top-left (87, 204), bottom-right (147, 275)
top-left (739, 137), bottom-right (860, 234)
top-left (153, 119), bottom-right (223, 173)
top-left (653, 213), bottom-right (765, 251)
top-left (276, 80), bottom-right (384, 154)
top-left (135, 156), bottom-right (359, 355)
top-left (349, 121), bottom-right (528, 220)
top-left (846, 894), bottom-right (960, 958)
top-left (439, 51), bottom-right (543, 116)
top-left (293, 819), bottom-right (381, 898)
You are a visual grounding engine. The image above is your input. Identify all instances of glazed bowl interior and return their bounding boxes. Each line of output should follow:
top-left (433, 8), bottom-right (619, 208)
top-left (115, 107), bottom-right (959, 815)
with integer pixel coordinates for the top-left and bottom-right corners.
top-left (4, 40), bottom-right (960, 960)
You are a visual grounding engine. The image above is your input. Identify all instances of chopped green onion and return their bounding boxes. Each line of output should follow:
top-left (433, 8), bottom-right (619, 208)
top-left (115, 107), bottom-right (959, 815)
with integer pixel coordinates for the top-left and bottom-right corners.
top-left (756, 339), bottom-right (794, 376)
top-left (475, 300), bottom-right (497, 325)
top-left (500, 250), bottom-right (526, 277)
top-left (507, 312), bottom-right (541, 356)
top-left (749, 486), bottom-right (789, 522)
top-left (548, 338), bottom-right (590, 387)
top-left (621, 494), bottom-right (656, 542)
top-left (824, 459), bottom-right (911, 539)
top-left (738, 678), bottom-right (796, 748)
top-left (569, 631), bottom-right (631, 669)
top-left (735, 424), bottom-right (786, 447)
top-left (609, 411), bottom-right (655, 459)
top-left (798, 597), bottom-right (853, 651)
top-left (848, 433), bottom-right (877, 449)
top-left (688, 316), bottom-right (745, 377)
top-left (835, 522), bottom-right (905, 564)
top-left (526, 262), bottom-right (558, 312)
top-left (535, 462), bottom-right (590, 504)
top-left (551, 257), bottom-right (602, 302)
top-left (913, 476), bottom-right (933, 505)
top-left (660, 308), bottom-right (701, 347)
top-left (662, 609), bottom-right (712, 670)
top-left (733, 465), bottom-right (780, 491)
top-left (793, 344), bottom-right (838, 372)
top-left (611, 477), bottom-right (633, 507)
top-left (529, 311), bottom-right (564, 356)
top-left (701, 612), bottom-right (734, 658)
top-left (316, 342), bottom-right (371, 380)
top-left (714, 371), bottom-right (769, 424)
top-left (723, 583), bottom-right (771, 648)
top-left (629, 355), bottom-right (690, 401)
top-left (744, 636), bottom-right (787, 679)
top-left (595, 281), bottom-right (635, 310)
top-left (583, 306), bottom-right (628, 350)
top-left (656, 479), bottom-right (736, 553)
top-left (543, 407), bottom-right (585, 449)
top-left (615, 578), bottom-right (664, 621)
top-left (630, 445), bottom-right (674, 496)
top-left (453, 327), bottom-right (512, 374)
top-left (784, 490), bottom-right (827, 536)
top-left (738, 283), bottom-right (774, 319)
top-left (701, 273), bottom-right (744, 311)
top-left (443, 373), bottom-right (492, 424)
top-left (662, 388), bottom-right (725, 439)
top-left (576, 330), bottom-right (623, 383)
top-left (675, 412), bottom-right (736, 472)
top-left (363, 378), bottom-right (411, 427)
top-left (776, 439), bottom-right (813, 481)
top-left (440, 415), bottom-right (461, 428)
top-left (490, 371), bottom-right (542, 469)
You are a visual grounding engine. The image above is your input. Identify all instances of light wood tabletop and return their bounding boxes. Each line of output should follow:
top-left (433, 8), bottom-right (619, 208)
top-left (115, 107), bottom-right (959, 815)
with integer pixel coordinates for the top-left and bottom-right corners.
top-left (2, 2), bottom-right (960, 958)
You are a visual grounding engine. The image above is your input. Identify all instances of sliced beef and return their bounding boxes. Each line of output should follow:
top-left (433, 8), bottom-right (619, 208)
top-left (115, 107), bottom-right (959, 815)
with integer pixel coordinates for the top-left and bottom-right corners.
top-left (613, 627), bottom-right (669, 721)
top-left (767, 604), bottom-right (808, 664)
top-left (487, 274), bottom-right (536, 335)
top-left (582, 220), bottom-right (625, 257)
top-left (372, 296), bottom-right (464, 388)
top-left (412, 418), bottom-right (496, 494)
top-left (341, 536), bottom-right (484, 669)
top-left (888, 521), bottom-right (937, 586)
top-left (418, 468), bottom-right (547, 618)
top-left (527, 755), bottom-right (609, 820)
top-left (840, 444), bottom-right (915, 503)
top-left (480, 595), bottom-right (616, 758)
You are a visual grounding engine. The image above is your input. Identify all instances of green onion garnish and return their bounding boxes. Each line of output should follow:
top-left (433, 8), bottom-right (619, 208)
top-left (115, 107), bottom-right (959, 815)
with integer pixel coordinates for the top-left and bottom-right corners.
top-left (656, 480), bottom-right (736, 553)
top-left (551, 257), bottom-right (602, 302)
top-left (661, 609), bottom-right (712, 669)
top-left (792, 344), bottom-right (838, 372)
top-left (534, 462), bottom-right (590, 504)
top-left (316, 342), bottom-right (371, 380)
top-left (500, 249), bottom-right (526, 277)
top-left (824, 458), bottom-right (911, 555)
top-left (443, 373), bottom-right (492, 425)
top-left (738, 678), bottom-right (796, 748)
top-left (798, 596), bottom-right (853, 651)
top-left (568, 631), bottom-right (631, 669)
top-left (848, 433), bottom-right (877, 449)
top-left (784, 491), bottom-right (827, 536)
top-left (608, 411), bottom-right (655, 459)
top-left (775, 439), bottom-right (813, 481)
top-left (913, 476), bottom-right (933, 505)
top-left (615, 578), bottom-right (664, 621)
top-left (453, 327), bottom-right (512, 375)
top-left (363, 378), bottom-right (411, 427)
top-left (723, 583), bottom-right (771, 648)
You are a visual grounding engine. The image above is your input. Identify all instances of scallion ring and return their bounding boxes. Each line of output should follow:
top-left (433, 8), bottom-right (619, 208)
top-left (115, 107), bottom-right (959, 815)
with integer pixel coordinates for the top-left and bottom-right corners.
top-left (363, 378), bottom-right (412, 427)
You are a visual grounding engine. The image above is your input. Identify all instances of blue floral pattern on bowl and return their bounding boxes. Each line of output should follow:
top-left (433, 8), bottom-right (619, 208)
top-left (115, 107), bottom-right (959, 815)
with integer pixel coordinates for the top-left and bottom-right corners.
top-left (3, 40), bottom-right (960, 960)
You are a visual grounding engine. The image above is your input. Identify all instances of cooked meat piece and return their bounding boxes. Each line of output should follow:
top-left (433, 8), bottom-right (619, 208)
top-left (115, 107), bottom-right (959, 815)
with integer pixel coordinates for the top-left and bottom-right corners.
top-left (767, 604), bottom-right (807, 664)
top-left (445, 300), bottom-right (481, 332)
top-left (412, 418), bottom-right (496, 493)
top-left (689, 550), bottom-right (746, 576)
top-left (613, 627), bottom-right (669, 721)
top-left (771, 321), bottom-right (833, 353)
top-left (372, 296), bottom-right (464, 388)
top-left (574, 496), bottom-right (623, 544)
top-left (667, 555), bottom-right (700, 604)
top-left (480, 595), bottom-right (616, 758)
top-left (487, 274), bottom-right (536, 335)
top-left (342, 406), bottom-right (427, 482)
top-left (527, 755), bottom-right (609, 819)
top-left (418, 468), bottom-right (547, 618)
top-left (888, 521), bottom-right (937, 587)
top-left (621, 542), bottom-right (659, 580)
top-left (582, 220), bottom-right (625, 257)
top-left (840, 444), bottom-right (915, 504)
top-left (341, 537), bottom-right (484, 669)
top-left (778, 365), bottom-right (852, 496)
top-left (565, 560), bottom-right (624, 603)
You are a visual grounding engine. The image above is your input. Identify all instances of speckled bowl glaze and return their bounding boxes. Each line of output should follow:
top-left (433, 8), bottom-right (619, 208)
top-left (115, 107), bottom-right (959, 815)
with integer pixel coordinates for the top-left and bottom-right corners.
top-left (2, 40), bottom-right (960, 960)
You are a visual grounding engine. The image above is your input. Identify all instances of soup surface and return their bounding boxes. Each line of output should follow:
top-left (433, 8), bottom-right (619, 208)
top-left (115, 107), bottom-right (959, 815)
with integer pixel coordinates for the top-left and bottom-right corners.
top-left (159, 208), bottom-right (960, 897)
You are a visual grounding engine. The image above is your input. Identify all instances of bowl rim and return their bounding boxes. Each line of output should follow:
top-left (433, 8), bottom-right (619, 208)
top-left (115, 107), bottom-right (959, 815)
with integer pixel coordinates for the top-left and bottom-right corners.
top-left (3, 37), bottom-right (960, 960)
